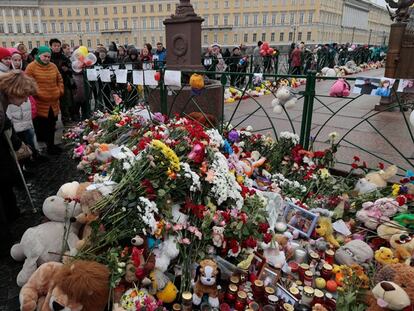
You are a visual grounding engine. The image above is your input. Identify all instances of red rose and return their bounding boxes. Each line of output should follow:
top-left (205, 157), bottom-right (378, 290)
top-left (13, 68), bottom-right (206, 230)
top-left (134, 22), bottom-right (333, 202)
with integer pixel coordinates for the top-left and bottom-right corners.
top-left (314, 151), bottom-right (325, 158)
top-left (351, 163), bottom-right (358, 169)
top-left (396, 195), bottom-right (407, 206)
top-left (353, 156), bottom-right (360, 162)
top-left (263, 233), bottom-right (272, 244)
top-left (258, 223), bottom-right (270, 234)
top-left (378, 162), bottom-right (385, 170)
top-left (244, 237), bottom-right (257, 249)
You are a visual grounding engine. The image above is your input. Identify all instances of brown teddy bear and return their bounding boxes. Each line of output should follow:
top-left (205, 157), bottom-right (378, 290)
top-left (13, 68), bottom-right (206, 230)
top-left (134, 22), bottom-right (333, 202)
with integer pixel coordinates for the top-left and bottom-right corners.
top-left (367, 263), bottom-right (414, 311)
top-left (19, 260), bottom-right (110, 311)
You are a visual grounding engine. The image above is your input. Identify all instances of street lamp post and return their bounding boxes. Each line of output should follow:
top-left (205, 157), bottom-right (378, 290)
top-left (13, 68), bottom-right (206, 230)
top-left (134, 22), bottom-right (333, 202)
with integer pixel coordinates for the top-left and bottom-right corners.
top-left (293, 25), bottom-right (297, 42)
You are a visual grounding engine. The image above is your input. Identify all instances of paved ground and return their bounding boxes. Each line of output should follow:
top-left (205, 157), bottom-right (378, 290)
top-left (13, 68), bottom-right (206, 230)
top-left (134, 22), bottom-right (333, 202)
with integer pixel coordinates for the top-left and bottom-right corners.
top-left (224, 68), bottom-right (414, 175)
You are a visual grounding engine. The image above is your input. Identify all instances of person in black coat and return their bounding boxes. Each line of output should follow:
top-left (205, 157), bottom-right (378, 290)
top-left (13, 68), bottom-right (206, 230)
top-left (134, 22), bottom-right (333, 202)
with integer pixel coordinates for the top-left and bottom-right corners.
top-left (0, 70), bottom-right (38, 256)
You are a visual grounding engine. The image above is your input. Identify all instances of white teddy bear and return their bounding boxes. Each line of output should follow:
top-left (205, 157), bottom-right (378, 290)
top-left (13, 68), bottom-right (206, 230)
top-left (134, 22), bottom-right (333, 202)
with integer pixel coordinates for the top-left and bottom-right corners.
top-left (271, 86), bottom-right (297, 114)
top-left (10, 195), bottom-right (82, 286)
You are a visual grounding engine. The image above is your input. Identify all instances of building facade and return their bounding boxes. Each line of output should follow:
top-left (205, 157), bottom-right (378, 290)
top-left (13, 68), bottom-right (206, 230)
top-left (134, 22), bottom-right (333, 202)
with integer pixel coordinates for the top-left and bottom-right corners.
top-left (0, 0), bottom-right (391, 50)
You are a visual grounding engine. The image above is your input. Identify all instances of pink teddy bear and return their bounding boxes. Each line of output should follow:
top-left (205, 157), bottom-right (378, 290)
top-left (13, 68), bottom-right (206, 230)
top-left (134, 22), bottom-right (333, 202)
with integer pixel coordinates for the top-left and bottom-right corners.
top-left (329, 79), bottom-right (351, 97)
top-left (356, 198), bottom-right (399, 230)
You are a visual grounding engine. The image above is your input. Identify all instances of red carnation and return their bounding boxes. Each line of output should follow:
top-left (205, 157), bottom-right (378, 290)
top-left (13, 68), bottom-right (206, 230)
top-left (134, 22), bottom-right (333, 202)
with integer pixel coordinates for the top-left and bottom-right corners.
top-left (396, 195), bottom-right (407, 206)
top-left (378, 162), bottom-right (385, 170)
top-left (263, 233), bottom-right (273, 244)
top-left (353, 156), bottom-right (360, 162)
top-left (258, 223), bottom-right (270, 234)
top-left (351, 163), bottom-right (358, 169)
top-left (314, 151), bottom-right (325, 158)
top-left (244, 237), bottom-right (257, 249)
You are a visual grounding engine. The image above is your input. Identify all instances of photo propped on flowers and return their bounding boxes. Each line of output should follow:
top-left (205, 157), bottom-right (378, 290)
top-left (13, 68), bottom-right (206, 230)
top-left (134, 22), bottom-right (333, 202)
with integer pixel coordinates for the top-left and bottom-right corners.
top-left (283, 202), bottom-right (319, 238)
top-left (352, 77), bottom-right (396, 97)
top-left (397, 79), bottom-right (414, 93)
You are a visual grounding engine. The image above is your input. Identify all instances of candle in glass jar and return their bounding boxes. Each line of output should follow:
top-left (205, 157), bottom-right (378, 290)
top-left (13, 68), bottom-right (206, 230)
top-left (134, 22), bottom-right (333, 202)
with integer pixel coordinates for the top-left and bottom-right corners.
top-left (253, 280), bottom-right (265, 301)
top-left (298, 263), bottom-right (310, 282)
top-left (283, 303), bottom-right (294, 311)
top-left (235, 291), bottom-right (247, 311)
top-left (304, 270), bottom-right (314, 287)
top-left (321, 263), bottom-right (333, 280)
top-left (181, 292), bottom-right (193, 311)
top-left (295, 249), bottom-right (307, 263)
top-left (226, 284), bottom-right (238, 304)
top-left (289, 286), bottom-right (301, 300)
top-left (312, 289), bottom-right (325, 306)
top-left (265, 286), bottom-right (275, 301)
top-left (324, 249), bottom-right (334, 265)
top-left (230, 275), bottom-right (240, 285)
top-left (301, 286), bottom-right (315, 306)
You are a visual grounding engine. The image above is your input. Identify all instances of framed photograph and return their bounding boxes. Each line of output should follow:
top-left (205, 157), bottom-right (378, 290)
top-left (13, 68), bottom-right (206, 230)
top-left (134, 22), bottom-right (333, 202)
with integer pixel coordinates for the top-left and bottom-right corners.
top-left (398, 79), bottom-right (414, 93)
top-left (283, 202), bottom-right (319, 238)
top-left (249, 251), bottom-right (266, 276)
top-left (276, 283), bottom-right (299, 305)
top-left (258, 264), bottom-right (281, 287)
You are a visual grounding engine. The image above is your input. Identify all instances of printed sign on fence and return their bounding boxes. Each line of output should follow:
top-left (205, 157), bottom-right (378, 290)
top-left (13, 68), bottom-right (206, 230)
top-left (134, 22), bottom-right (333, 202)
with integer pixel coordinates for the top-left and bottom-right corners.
top-left (86, 68), bottom-right (98, 81)
top-left (164, 70), bottom-right (182, 87)
top-left (397, 79), bottom-right (414, 93)
top-left (352, 77), bottom-right (396, 97)
top-left (100, 69), bottom-right (111, 82)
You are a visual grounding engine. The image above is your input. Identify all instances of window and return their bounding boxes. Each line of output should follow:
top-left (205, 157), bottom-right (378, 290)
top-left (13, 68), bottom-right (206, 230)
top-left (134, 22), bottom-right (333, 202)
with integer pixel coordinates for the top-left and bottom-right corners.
top-left (8, 23), bottom-right (13, 33)
top-left (151, 36), bottom-right (155, 45)
top-left (159, 18), bottom-right (163, 29)
top-left (67, 8), bottom-right (71, 16)
top-left (96, 38), bottom-right (100, 46)
top-left (263, 14), bottom-right (267, 25)
top-left (159, 36), bottom-right (163, 43)
top-left (150, 17), bottom-right (155, 29)
top-left (86, 21), bottom-right (90, 32)
top-left (142, 5), bottom-right (146, 13)
top-left (23, 9), bottom-right (28, 16)
top-left (104, 7), bottom-right (108, 15)
top-left (134, 37), bottom-right (138, 45)
top-left (289, 32), bottom-right (293, 41)
top-left (94, 7), bottom-right (98, 15)
top-left (235, 0), bottom-right (240, 7)
top-left (281, 12), bottom-right (286, 24)
top-left (123, 6), bottom-right (127, 13)
top-left (105, 38), bottom-right (109, 45)
top-left (49, 8), bottom-right (54, 16)
top-left (114, 20), bottom-right (118, 29)
top-left (87, 39), bottom-right (91, 48)
top-left (113, 6), bottom-right (117, 14)
top-left (213, 33), bottom-right (218, 43)
top-left (308, 12), bottom-right (313, 24)
top-left (104, 21), bottom-right (109, 30)
top-left (253, 14), bottom-right (258, 25)
top-left (159, 4), bottom-right (163, 11)
top-left (234, 14), bottom-right (240, 26)
top-left (167, 4), bottom-right (171, 11)
top-left (0, 25), bottom-right (4, 33)
top-left (77, 22), bottom-right (81, 31)
top-left (85, 8), bottom-right (89, 16)
top-left (10, 41), bottom-right (15, 47)
top-left (244, 0), bottom-right (250, 8)
top-left (44, 40), bottom-right (48, 46)
top-left (204, 15), bottom-right (209, 26)
top-left (234, 33), bottom-right (238, 43)
top-left (290, 12), bottom-right (295, 24)
top-left (307, 31), bottom-right (312, 41)
top-left (25, 23), bottom-right (31, 33)
top-left (253, 33), bottom-right (257, 42)
top-left (34, 23), bottom-right (39, 33)
top-left (76, 8), bottom-right (80, 16)
top-left (299, 12), bottom-right (304, 24)
top-left (28, 41), bottom-right (32, 49)
top-left (244, 14), bottom-right (249, 26)
top-left (2, 42), bottom-right (6, 48)
top-left (142, 18), bottom-right (147, 29)
top-left (224, 1), bottom-right (229, 8)
top-left (280, 32), bottom-right (284, 41)
top-left (271, 32), bottom-right (275, 41)
top-left (244, 33), bottom-right (248, 43)
top-left (79, 39), bottom-right (83, 45)
top-left (36, 40), bottom-right (40, 47)
top-left (69, 22), bottom-right (73, 32)
top-left (203, 34), bottom-right (208, 45)
top-left (224, 33), bottom-right (228, 44)
top-left (133, 19), bottom-right (138, 29)
top-left (42, 22), bottom-right (46, 32)
top-left (58, 8), bottom-right (62, 16)
top-left (150, 4), bottom-right (154, 12)
top-left (204, 1), bottom-right (208, 9)
top-left (60, 22), bottom-right (64, 33)
top-left (125, 37), bottom-right (128, 45)
top-left (214, 15), bottom-right (218, 26)
top-left (41, 8), bottom-right (45, 16)
top-left (224, 15), bottom-right (228, 26)
top-left (17, 23), bottom-right (22, 33)
top-left (214, 1), bottom-right (219, 9)
top-left (262, 33), bottom-right (266, 41)
top-left (95, 21), bottom-right (99, 31)
top-left (298, 32), bottom-right (302, 41)
top-left (272, 14), bottom-right (277, 25)
top-left (124, 20), bottom-right (128, 29)
top-left (132, 6), bottom-right (136, 13)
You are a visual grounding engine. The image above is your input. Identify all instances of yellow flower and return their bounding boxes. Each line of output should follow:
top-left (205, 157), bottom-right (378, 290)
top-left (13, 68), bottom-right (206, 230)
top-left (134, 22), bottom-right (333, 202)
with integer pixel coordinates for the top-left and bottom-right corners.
top-left (236, 175), bottom-right (244, 184)
top-left (392, 184), bottom-right (400, 197)
top-left (151, 140), bottom-right (181, 173)
top-left (319, 168), bottom-right (331, 180)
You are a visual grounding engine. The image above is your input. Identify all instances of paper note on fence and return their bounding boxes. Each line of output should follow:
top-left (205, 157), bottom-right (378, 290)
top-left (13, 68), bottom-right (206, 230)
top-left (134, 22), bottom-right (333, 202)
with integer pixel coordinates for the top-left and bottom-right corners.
top-left (143, 70), bottom-right (158, 86)
top-left (164, 70), bottom-right (182, 87)
top-left (111, 65), bottom-right (120, 71)
top-left (115, 69), bottom-right (128, 84)
top-left (100, 69), bottom-right (111, 82)
top-left (86, 69), bottom-right (98, 81)
top-left (133, 70), bottom-right (144, 85)
top-left (125, 64), bottom-right (133, 71)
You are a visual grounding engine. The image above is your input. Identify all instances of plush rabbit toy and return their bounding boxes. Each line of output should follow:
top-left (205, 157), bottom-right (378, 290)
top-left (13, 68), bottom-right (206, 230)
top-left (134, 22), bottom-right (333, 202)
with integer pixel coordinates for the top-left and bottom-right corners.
top-left (329, 79), bottom-right (351, 97)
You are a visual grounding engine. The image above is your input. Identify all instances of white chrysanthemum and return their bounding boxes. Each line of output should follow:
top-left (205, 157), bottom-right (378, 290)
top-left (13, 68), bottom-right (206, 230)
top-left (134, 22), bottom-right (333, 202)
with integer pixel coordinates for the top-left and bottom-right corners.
top-left (206, 129), bottom-right (224, 148)
top-left (280, 132), bottom-right (300, 144)
top-left (181, 163), bottom-right (201, 192)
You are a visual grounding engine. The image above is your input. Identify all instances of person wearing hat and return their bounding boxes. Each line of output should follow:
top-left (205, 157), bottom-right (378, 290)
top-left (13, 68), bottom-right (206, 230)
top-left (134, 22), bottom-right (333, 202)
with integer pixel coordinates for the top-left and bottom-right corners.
top-left (124, 48), bottom-right (142, 70)
top-left (229, 47), bottom-right (242, 87)
top-left (15, 43), bottom-right (28, 69)
top-left (25, 46), bottom-right (64, 155)
top-left (0, 47), bottom-right (12, 73)
top-left (96, 46), bottom-right (114, 66)
top-left (7, 48), bottom-right (23, 70)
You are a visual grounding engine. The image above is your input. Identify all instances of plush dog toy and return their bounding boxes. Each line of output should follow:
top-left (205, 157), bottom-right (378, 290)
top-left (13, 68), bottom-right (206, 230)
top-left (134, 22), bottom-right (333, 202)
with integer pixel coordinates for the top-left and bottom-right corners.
top-left (271, 86), bottom-right (297, 114)
top-left (355, 165), bottom-right (398, 195)
top-left (19, 260), bottom-right (110, 311)
top-left (390, 233), bottom-right (414, 264)
top-left (11, 195), bottom-right (82, 286)
top-left (329, 79), bottom-right (351, 97)
top-left (193, 259), bottom-right (221, 308)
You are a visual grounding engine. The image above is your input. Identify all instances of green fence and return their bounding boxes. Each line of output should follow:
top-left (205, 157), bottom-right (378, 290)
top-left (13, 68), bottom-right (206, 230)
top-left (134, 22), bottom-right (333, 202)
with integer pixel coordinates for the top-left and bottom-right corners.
top-left (84, 68), bottom-right (414, 175)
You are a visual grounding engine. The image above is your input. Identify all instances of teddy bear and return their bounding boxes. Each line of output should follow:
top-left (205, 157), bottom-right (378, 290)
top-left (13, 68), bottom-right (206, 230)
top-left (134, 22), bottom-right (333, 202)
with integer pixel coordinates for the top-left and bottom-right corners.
top-left (335, 240), bottom-right (374, 267)
top-left (329, 79), bottom-right (351, 97)
top-left (315, 217), bottom-right (340, 248)
top-left (153, 236), bottom-right (180, 272)
top-left (375, 247), bottom-right (399, 265)
top-left (56, 181), bottom-right (80, 200)
top-left (390, 233), bottom-right (414, 264)
top-left (271, 86), bottom-right (297, 114)
top-left (377, 221), bottom-right (407, 241)
top-left (366, 263), bottom-right (414, 311)
top-left (212, 226), bottom-right (225, 248)
top-left (19, 260), bottom-right (110, 311)
top-left (355, 165), bottom-right (398, 195)
top-left (11, 195), bottom-right (82, 286)
top-left (193, 259), bottom-right (221, 308)
top-left (356, 198), bottom-right (399, 230)
top-left (127, 234), bottom-right (155, 285)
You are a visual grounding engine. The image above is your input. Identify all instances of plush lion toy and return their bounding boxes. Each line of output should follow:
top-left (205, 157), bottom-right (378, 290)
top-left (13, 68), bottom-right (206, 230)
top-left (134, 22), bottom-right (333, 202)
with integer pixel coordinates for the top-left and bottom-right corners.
top-left (20, 260), bottom-right (110, 311)
top-left (316, 217), bottom-right (340, 248)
